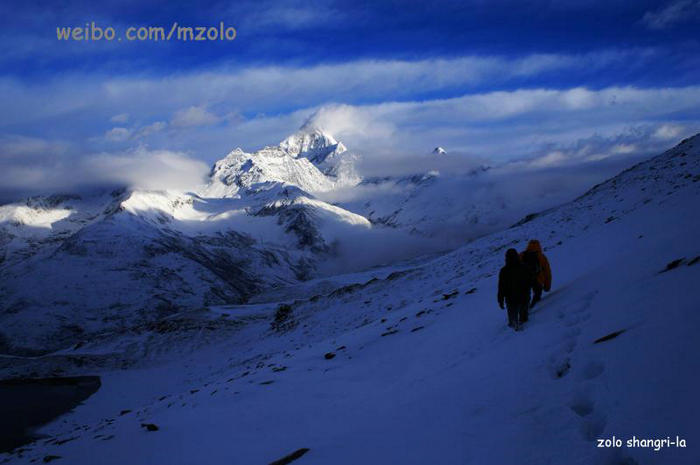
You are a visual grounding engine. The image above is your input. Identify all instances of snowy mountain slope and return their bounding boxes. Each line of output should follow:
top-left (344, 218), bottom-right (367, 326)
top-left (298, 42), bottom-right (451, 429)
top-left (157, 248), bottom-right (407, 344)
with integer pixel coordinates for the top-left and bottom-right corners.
top-left (0, 192), bottom-right (122, 266)
top-left (0, 132), bottom-right (370, 356)
top-left (2, 136), bottom-right (698, 464)
top-left (0, 183), bottom-right (376, 355)
top-left (0, 199), bottom-right (308, 356)
top-left (338, 165), bottom-right (511, 244)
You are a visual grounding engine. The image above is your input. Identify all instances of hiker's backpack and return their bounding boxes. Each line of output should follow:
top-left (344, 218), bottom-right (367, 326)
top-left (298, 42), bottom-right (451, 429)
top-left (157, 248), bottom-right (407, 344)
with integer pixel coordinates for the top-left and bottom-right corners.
top-left (523, 250), bottom-right (541, 276)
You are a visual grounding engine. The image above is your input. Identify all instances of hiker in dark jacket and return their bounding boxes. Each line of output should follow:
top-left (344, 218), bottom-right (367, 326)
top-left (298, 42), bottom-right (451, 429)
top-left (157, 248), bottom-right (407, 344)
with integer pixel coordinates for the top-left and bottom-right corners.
top-left (520, 239), bottom-right (552, 309)
top-left (497, 248), bottom-right (531, 330)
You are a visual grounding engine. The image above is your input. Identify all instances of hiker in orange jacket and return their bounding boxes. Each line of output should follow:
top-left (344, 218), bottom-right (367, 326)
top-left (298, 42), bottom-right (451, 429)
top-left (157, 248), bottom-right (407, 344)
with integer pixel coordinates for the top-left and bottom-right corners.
top-left (520, 239), bottom-right (552, 309)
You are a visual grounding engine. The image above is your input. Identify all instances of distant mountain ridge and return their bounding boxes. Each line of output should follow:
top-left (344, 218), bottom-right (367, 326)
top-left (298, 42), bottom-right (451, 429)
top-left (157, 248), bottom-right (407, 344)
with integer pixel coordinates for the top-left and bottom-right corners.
top-left (0, 125), bottom-right (369, 355)
top-left (1, 127), bottom-right (696, 356)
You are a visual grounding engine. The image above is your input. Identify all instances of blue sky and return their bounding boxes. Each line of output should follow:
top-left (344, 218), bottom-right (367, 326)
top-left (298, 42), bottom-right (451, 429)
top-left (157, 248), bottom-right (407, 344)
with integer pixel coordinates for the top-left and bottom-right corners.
top-left (1, 0), bottom-right (699, 197)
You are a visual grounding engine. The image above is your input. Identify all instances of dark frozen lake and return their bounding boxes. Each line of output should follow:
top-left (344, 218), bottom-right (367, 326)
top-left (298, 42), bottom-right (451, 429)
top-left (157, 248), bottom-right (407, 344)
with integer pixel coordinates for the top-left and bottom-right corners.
top-left (0, 376), bottom-right (101, 452)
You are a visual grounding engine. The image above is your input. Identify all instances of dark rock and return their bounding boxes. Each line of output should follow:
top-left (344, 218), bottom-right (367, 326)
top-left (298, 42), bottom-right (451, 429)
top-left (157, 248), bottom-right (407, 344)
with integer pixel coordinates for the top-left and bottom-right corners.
top-left (324, 352), bottom-right (336, 360)
top-left (442, 290), bottom-right (459, 300)
top-left (464, 288), bottom-right (477, 295)
top-left (660, 258), bottom-right (685, 273)
top-left (268, 448), bottom-right (310, 465)
top-left (329, 283), bottom-right (363, 298)
top-left (140, 423), bottom-right (159, 432)
top-left (594, 329), bottom-right (626, 344)
top-left (511, 212), bottom-right (540, 228)
top-left (54, 437), bottom-right (77, 445)
top-left (43, 456), bottom-right (61, 463)
top-left (271, 304), bottom-right (296, 332)
top-left (386, 270), bottom-right (412, 281)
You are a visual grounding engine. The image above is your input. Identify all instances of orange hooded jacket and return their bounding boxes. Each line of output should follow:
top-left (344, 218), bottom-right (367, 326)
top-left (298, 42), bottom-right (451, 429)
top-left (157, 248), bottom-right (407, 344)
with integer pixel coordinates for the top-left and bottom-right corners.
top-left (521, 240), bottom-right (552, 291)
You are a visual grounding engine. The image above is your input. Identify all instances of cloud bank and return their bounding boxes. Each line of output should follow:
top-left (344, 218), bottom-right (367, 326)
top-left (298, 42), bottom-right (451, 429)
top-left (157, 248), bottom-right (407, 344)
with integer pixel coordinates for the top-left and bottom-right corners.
top-left (0, 136), bottom-right (208, 202)
top-left (1, 51), bottom-right (698, 202)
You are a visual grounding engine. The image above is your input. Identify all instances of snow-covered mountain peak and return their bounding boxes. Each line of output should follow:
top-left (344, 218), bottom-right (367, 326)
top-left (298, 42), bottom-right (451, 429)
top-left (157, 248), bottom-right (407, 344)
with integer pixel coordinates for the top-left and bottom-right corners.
top-left (279, 125), bottom-right (348, 166)
top-left (200, 124), bottom-right (361, 199)
top-left (432, 146), bottom-right (447, 155)
top-left (200, 143), bottom-right (336, 198)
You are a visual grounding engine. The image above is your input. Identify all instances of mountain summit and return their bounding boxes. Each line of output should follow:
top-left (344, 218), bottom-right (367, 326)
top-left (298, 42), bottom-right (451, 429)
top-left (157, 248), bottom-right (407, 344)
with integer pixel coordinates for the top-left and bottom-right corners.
top-left (201, 125), bottom-right (356, 198)
top-left (279, 125), bottom-right (348, 167)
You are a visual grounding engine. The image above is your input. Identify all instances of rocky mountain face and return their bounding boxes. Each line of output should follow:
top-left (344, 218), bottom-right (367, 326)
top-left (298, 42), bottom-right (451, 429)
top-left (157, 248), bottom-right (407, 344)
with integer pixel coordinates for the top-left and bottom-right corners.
top-left (0, 125), bottom-right (368, 355)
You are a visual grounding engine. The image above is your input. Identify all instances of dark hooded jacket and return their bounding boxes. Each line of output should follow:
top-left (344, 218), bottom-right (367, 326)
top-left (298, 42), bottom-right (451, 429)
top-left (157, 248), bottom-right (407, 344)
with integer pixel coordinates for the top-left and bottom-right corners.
top-left (498, 248), bottom-right (532, 307)
top-left (520, 239), bottom-right (552, 291)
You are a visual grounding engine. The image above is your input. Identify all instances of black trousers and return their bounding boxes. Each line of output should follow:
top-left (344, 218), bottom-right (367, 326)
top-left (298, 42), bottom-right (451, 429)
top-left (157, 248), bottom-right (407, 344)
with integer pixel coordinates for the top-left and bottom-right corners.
top-left (506, 301), bottom-right (529, 328)
top-left (531, 282), bottom-right (543, 308)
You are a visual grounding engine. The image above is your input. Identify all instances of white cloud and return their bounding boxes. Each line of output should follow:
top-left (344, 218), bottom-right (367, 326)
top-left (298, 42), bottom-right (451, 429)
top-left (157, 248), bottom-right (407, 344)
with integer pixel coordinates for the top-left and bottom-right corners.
top-left (239, 86), bottom-right (700, 161)
top-left (0, 137), bottom-right (209, 200)
top-left (0, 50), bottom-right (655, 130)
top-left (110, 113), bottom-right (130, 123)
top-left (104, 127), bottom-right (131, 142)
top-left (520, 126), bottom-right (684, 169)
top-left (529, 151), bottom-right (568, 168)
top-left (171, 106), bottom-right (221, 127)
top-left (1, 54), bottom-right (699, 194)
top-left (302, 104), bottom-right (396, 143)
top-left (642, 0), bottom-right (700, 29)
top-left (0, 134), bottom-right (69, 160)
top-left (653, 123), bottom-right (684, 139)
top-left (82, 148), bottom-right (209, 191)
top-left (134, 121), bottom-right (167, 139)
